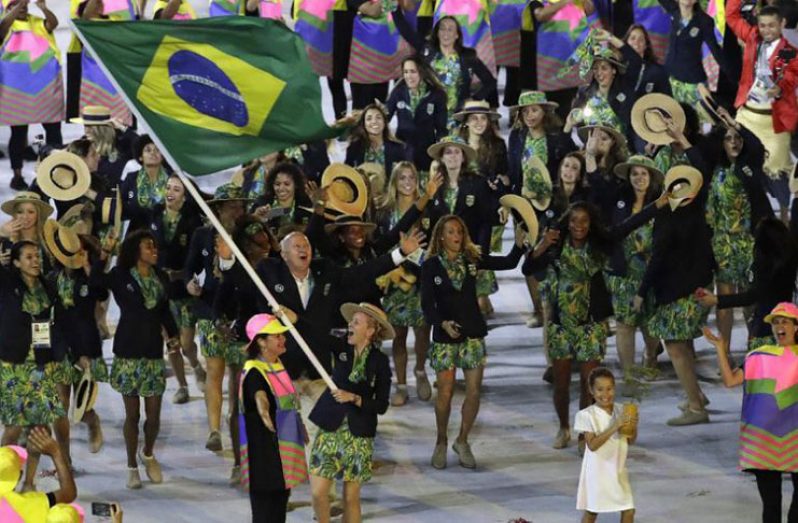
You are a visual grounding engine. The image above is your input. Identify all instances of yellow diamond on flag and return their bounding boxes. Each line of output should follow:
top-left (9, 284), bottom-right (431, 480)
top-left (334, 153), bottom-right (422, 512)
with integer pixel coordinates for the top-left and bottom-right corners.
top-left (136, 36), bottom-right (286, 136)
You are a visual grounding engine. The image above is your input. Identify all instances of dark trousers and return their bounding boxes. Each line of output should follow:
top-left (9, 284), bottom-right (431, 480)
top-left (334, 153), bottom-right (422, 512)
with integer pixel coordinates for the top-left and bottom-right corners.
top-left (249, 488), bottom-right (291, 523)
top-left (753, 470), bottom-right (798, 523)
top-left (9, 122), bottom-right (62, 170)
top-left (350, 82), bottom-right (389, 110)
top-left (327, 77), bottom-right (348, 119)
top-left (502, 66), bottom-right (520, 106)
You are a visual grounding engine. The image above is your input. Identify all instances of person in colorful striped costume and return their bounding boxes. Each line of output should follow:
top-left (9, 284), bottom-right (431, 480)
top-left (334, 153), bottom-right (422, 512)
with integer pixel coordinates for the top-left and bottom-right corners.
top-left (0, 0), bottom-right (64, 191)
top-left (239, 313), bottom-right (308, 523)
top-left (704, 302), bottom-right (798, 523)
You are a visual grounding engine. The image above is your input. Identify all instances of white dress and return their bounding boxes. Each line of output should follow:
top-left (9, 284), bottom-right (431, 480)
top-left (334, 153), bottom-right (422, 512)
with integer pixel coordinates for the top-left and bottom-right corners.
top-left (573, 404), bottom-right (634, 513)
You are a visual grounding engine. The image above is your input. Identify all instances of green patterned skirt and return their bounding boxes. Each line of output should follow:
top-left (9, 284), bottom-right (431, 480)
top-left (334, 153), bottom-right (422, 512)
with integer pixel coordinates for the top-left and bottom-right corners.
top-left (476, 270), bottom-right (498, 297)
top-left (712, 231), bottom-right (754, 287)
top-left (606, 274), bottom-right (650, 327)
top-left (170, 298), bottom-right (198, 330)
top-left (51, 357), bottom-right (109, 386)
top-left (110, 357), bottom-right (166, 397)
top-left (429, 337), bottom-right (487, 372)
top-left (647, 295), bottom-right (709, 341)
top-left (309, 421), bottom-right (375, 483)
top-left (546, 321), bottom-right (608, 362)
top-left (0, 361), bottom-right (67, 426)
top-left (197, 319), bottom-right (246, 367)
top-left (382, 285), bottom-right (425, 328)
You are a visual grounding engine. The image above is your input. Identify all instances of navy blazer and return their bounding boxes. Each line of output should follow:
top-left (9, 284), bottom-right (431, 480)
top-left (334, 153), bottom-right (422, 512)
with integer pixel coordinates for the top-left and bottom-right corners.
top-left (507, 128), bottom-right (575, 195)
top-left (385, 80), bottom-right (448, 172)
top-left (49, 268), bottom-right (108, 361)
top-left (309, 344), bottom-right (391, 438)
top-left (630, 60), bottom-right (672, 99)
top-left (423, 174), bottom-right (497, 252)
top-left (97, 128), bottom-right (139, 188)
top-left (659, 0), bottom-right (729, 83)
top-left (421, 245), bottom-right (524, 343)
top-left (120, 169), bottom-right (171, 235)
top-left (183, 226), bottom-right (222, 320)
top-left (149, 203), bottom-right (204, 300)
top-left (91, 261), bottom-right (178, 359)
top-left (345, 139), bottom-right (410, 188)
top-left (0, 268), bottom-right (56, 365)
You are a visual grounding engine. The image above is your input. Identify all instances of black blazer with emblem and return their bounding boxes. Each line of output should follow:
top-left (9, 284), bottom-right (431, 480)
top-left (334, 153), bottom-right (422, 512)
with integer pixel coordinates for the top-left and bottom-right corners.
top-left (225, 253), bottom-right (398, 379)
top-left (149, 203), bottom-right (204, 300)
top-left (421, 245), bottom-right (524, 343)
top-left (0, 267), bottom-right (57, 365)
top-left (422, 173), bottom-right (497, 251)
top-left (385, 80), bottom-right (448, 172)
top-left (309, 344), bottom-right (391, 438)
top-left (345, 140), bottom-right (411, 190)
top-left (91, 260), bottom-right (178, 359)
top-left (48, 268), bottom-right (108, 361)
top-left (183, 226), bottom-right (222, 320)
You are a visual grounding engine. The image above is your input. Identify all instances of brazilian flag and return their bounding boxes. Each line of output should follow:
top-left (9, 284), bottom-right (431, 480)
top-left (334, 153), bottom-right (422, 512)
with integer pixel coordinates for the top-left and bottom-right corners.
top-left (73, 17), bottom-right (340, 175)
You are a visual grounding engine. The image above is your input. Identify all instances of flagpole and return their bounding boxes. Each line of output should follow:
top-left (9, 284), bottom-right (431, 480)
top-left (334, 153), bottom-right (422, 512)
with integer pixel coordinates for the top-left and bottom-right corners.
top-left (72, 20), bottom-right (338, 391)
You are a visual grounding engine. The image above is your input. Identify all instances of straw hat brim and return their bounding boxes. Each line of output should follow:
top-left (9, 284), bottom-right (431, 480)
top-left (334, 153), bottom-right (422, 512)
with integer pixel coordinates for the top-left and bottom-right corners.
top-left (101, 187), bottom-right (123, 239)
top-left (613, 161), bottom-right (664, 183)
top-left (631, 94), bottom-right (686, 146)
top-left (340, 302), bottom-right (396, 340)
top-left (324, 220), bottom-right (377, 235)
top-left (577, 124), bottom-right (627, 148)
top-left (499, 194), bottom-right (539, 245)
top-left (36, 151), bottom-right (92, 202)
top-left (1, 193), bottom-right (54, 218)
top-left (663, 165), bottom-right (703, 211)
top-left (72, 370), bottom-right (98, 423)
top-left (44, 220), bottom-right (84, 270)
top-left (426, 141), bottom-right (477, 164)
top-left (453, 108), bottom-right (501, 122)
top-left (321, 164), bottom-right (369, 218)
top-left (59, 203), bottom-right (93, 236)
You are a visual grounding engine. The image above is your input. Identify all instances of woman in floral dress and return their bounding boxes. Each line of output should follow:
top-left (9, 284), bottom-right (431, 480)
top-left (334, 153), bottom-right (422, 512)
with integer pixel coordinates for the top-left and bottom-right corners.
top-left (90, 229), bottom-right (180, 489)
top-left (120, 135), bottom-right (170, 236)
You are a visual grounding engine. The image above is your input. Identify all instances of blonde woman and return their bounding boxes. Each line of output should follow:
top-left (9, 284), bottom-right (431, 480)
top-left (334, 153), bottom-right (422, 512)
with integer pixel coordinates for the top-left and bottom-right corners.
top-left (421, 215), bottom-right (526, 469)
top-left (0, 192), bottom-right (54, 271)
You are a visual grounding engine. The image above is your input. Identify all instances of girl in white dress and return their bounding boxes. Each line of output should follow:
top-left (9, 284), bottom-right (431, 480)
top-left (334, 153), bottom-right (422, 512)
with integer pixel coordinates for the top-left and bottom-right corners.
top-left (574, 367), bottom-right (638, 522)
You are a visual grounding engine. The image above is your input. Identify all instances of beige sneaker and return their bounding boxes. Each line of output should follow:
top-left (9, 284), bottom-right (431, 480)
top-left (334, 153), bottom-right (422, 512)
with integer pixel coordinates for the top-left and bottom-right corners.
top-left (139, 452), bottom-right (163, 483)
top-left (205, 430), bottom-right (223, 452)
top-left (667, 408), bottom-right (709, 426)
top-left (415, 370), bottom-right (432, 401)
top-left (390, 386), bottom-right (408, 407)
top-left (127, 467), bottom-right (142, 489)
top-left (552, 428), bottom-right (571, 449)
top-left (229, 465), bottom-right (241, 487)
top-left (431, 442), bottom-right (447, 469)
top-left (452, 440), bottom-right (476, 469)
top-left (173, 386), bottom-right (189, 405)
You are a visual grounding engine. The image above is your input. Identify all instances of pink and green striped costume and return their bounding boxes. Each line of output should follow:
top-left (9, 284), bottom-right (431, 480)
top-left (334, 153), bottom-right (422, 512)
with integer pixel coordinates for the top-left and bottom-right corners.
top-left (740, 344), bottom-right (798, 472)
top-left (238, 359), bottom-right (308, 490)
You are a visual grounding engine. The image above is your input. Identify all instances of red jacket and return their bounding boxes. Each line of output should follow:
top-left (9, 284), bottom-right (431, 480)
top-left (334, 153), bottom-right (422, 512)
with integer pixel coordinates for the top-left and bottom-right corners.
top-left (727, 0), bottom-right (798, 133)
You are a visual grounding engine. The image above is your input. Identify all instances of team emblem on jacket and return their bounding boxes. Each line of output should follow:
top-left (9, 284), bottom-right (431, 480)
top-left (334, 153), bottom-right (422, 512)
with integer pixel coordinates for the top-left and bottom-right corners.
top-left (180, 234), bottom-right (188, 246)
top-left (275, 284), bottom-right (284, 293)
top-left (79, 285), bottom-right (89, 297)
top-left (616, 93), bottom-right (626, 103)
top-left (645, 82), bottom-right (654, 93)
top-left (689, 27), bottom-right (699, 37)
top-left (465, 195), bottom-right (475, 207)
top-left (202, 248), bottom-right (209, 257)
top-left (545, 209), bottom-right (555, 218)
top-left (127, 283), bottom-right (135, 292)
top-left (468, 263), bottom-right (477, 276)
top-left (422, 218), bottom-right (430, 230)
top-left (427, 103), bottom-right (435, 115)
top-left (324, 283), bottom-right (331, 296)
top-left (128, 191), bottom-right (134, 199)
top-left (398, 101), bottom-right (406, 110)
top-left (617, 200), bottom-right (626, 209)
top-left (434, 276), bottom-right (442, 285)
top-left (339, 352), bottom-right (348, 362)
top-left (742, 166), bottom-right (753, 177)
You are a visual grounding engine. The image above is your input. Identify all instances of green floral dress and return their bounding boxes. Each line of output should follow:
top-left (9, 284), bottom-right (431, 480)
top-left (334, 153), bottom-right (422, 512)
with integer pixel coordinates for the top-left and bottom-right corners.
top-left (543, 243), bottom-right (609, 362)
top-left (136, 168), bottom-right (169, 209)
top-left (381, 210), bottom-right (425, 327)
top-left (606, 219), bottom-right (654, 327)
top-left (110, 269), bottom-right (169, 397)
top-left (429, 254), bottom-right (488, 372)
top-left (647, 293), bottom-right (709, 341)
top-left (310, 345), bottom-right (377, 483)
top-left (54, 271), bottom-right (109, 384)
top-left (706, 165), bottom-right (754, 287)
top-left (430, 52), bottom-right (462, 131)
top-left (0, 282), bottom-right (66, 426)
top-left (653, 145), bottom-right (690, 174)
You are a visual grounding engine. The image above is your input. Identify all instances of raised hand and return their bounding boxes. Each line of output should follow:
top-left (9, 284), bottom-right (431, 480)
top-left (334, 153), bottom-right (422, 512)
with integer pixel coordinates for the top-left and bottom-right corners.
top-left (399, 228), bottom-right (426, 255)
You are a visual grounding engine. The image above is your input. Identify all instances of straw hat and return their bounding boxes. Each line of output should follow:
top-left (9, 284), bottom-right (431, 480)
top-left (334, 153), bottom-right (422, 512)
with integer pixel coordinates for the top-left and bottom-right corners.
top-left (44, 219), bottom-right (85, 269)
top-left (324, 214), bottom-right (377, 235)
top-left (69, 105), bottom-right (112, 126)
top-left (36, 151), bottom-right (91, 202)
top-left (244, 313), bottom-right (290, 355)
top-left (1, 191), bottom-right (54, 218)
top-left (576, 122), bottom-right (627, 149)
top-left (320, 163), bottom-right (369, 219)
top-left (453, 100), bottom-right (501, 122)
top-left (72, 368), bottom-right (98, 424)
top-left (631, 93), bottom-right (686, 146)
top-left (613, 155), bottom-right (664, 183)
top-left (764, 302), bottom-right (798, 324)
top-left (426, 135), bottom-right (477, 164)
top-left (58, 203), bottom-right (93, 236)
top-left (591, 46), bottom-right (626, 72)
top-left (340, 302), bottom-right (396, 340)
top-left (0, 445), bottom-right (26, 493)
top-left (511, 90), bottom-right (559, 110)
top-left (100, 186), bottom-right (122, 239)
top-left (520, 156), bottom-right (552, 211)
top-left (663, 165), bottom-right (703, 211)
top-left (499, 194), bottom-right (539, 245)
top-left (356, 162), bottom-right (386, 196)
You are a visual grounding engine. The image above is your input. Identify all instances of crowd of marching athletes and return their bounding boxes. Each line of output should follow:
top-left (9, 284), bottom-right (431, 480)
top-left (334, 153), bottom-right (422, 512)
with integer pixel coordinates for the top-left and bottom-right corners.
top-left (3, 0), bottom-right (798, 521)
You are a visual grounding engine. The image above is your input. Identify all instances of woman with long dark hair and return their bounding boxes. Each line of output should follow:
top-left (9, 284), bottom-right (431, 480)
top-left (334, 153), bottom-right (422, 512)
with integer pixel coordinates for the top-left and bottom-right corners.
top-left (121, 135), bottom-right (170, 236)
top-left (385, 56), bottom-right (448, 173)
top-left (623, 24), bottom-right (671, 99)
top-left (345, 103), bottom-right (409, 193)
top-left (91, 229), bottom-right (180, 489)
top-left (253, 162), bottom-right (313, 236)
